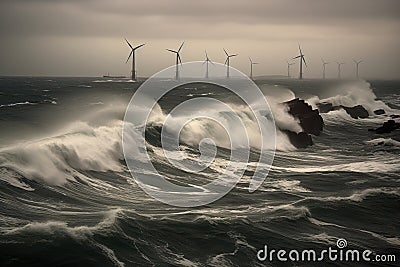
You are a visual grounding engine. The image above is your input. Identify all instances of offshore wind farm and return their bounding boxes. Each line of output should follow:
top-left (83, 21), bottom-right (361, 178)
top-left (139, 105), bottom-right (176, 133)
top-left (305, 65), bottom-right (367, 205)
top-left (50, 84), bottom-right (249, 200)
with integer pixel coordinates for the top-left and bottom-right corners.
top-left (119, 39), bottom-right (368, 81)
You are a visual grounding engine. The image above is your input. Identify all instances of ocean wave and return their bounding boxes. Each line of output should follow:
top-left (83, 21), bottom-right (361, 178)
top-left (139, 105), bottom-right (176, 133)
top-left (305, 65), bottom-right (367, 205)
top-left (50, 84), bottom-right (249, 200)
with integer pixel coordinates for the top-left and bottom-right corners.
top-left (319, 80), bottom-right (393, 115)
top-left (0, 101), bottom-right (38, 108)
top-left (0, 120), bottom-right (124, 186)
top-left (4, 208), bottom-right (125, 266)
top-left (305, 188), bottom-right (400, 203)
top-left (278, 158), bottom-right (400, 173)
top-left (366, 138), bottom-right (400, 147)
top-left (4, 208), bottom-right (122, 238)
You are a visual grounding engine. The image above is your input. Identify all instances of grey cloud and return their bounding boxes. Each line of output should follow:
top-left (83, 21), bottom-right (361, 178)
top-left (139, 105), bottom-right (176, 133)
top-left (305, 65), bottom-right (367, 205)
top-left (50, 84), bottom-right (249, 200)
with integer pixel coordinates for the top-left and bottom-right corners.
top-left (1, 0), bottom-right (399, 38)
top-left (0, 0), bottom-right (399, 78)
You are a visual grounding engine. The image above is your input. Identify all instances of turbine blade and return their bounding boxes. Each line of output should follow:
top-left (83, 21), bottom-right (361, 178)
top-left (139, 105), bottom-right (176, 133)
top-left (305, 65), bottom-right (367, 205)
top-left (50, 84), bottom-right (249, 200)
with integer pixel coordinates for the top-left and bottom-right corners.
top-left (205, 50), bottom-right (208, 59)
top-left (293, 55), bottom-right (301, 59)
top-left (298, 44), bottom-right (302, 55)
top-left (224, 58), bottom-right (228, 65)
top-left (125, 38), bottom-right (133, 50)
top-left (166, 49), bottom-right (177, 53)
top-left (249, 57), bottom-right (252, 63)
top-left (178, 41), bottom-right (184, 52)
top-left (303, 56), bottom-right (307, 67)
top-left (133, 43), bottom-right (145, 50)
top-left (231, 54), bottom-right (238, 57)
top-left (178, 54), bottom-right (182, 65)
top-left (125, 51), bottom-right (133, 63)
top-left (223, 48), bottom-right (228, 57)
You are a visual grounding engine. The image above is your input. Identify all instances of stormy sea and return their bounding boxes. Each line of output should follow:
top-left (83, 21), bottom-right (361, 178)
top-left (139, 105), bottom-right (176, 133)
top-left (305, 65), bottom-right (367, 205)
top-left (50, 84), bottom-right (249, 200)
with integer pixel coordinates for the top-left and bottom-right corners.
top-left (0, 77), bottom-right (399, 266)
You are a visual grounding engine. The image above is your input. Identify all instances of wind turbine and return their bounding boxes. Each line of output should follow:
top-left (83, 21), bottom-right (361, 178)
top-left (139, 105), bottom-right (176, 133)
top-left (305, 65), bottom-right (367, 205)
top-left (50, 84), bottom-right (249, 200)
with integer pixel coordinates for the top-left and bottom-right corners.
top-left (321, 58), bottom-right (329, 79)
top-left (125, 38), bottom-right (145, 81)
top-left (287, 61), bottom-right (295, 78)
top-left (249, 57), bottom-right (259, 80)
top-left (353, 59), bottom-right (363, 79)
top-left (336, 62), bottom-right (345, 79)
top-left (293, 45), bottom-right (307, 79)
top-left (166, 41), bottom-right (184, 80)
top-left (203, 50), bottom-right (214, 79)
top-left (223, 48), bottom-right (238, 78)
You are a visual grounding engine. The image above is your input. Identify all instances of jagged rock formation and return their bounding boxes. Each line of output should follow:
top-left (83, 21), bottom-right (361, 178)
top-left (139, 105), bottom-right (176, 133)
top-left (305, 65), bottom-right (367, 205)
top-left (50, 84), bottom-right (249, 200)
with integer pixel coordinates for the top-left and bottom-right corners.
top-left (374, 109), bottom-right (385, 115)
top-left (369, 120), bottom-right (400, 134)
top-left (317, 102), bottom-right (369, 119)
top-left (368, 119), bottom-right (400, 142)
top-left (283, 98), bottom-right (324, 148)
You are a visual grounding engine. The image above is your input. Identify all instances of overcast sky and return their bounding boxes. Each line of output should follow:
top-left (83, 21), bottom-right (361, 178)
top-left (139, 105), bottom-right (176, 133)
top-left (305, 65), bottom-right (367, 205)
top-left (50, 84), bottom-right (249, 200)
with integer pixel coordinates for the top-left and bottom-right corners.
top-left (0, 0), bottom-right (399, 79)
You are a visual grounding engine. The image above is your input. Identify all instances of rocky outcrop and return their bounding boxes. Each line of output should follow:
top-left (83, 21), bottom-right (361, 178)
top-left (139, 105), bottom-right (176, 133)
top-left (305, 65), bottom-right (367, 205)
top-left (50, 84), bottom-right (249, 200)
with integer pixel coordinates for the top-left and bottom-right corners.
top-left (369, 120), bottom-right (400, 134)
top-left (282, 130), bottom-right (313, 149)
top-left (282, 98), bottom-right (324, 148)
top-left (341, 105), bottom-right (369, 119)
top-left (368, 119), bottom-right (400, 142)
top-left (374, 109), bottom-right (385, 115)
top-left (285, 98), bottom-right (324, 136)
top-left (317, 102), bottom-right (369, 119)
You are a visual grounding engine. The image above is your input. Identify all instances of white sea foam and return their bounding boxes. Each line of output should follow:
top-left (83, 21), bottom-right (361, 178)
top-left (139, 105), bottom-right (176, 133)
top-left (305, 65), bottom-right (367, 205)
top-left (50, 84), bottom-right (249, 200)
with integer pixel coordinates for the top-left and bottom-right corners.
top-left (366, 138), bottom-right (400, 147)
top-left (320, 80), bottom-right (394, 116)
top-left (5, 208), bottom-right (122, 238)
top-left (0, 120), bottom-right (125, 186)
top-left (278, 158), bottom-right (400, 173)
top-left (0, 101), bottom-right (38, 108)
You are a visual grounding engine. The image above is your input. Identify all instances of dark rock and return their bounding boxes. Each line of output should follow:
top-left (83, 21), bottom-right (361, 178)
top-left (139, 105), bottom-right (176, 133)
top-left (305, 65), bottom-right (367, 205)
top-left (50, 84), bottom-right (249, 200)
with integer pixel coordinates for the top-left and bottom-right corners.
top-left (340, 105), bottom-right (369, 119)
top-left (390, 114), bottom-right (400, 119)
top-left (285, 98), bottom-right (324, 136)
top-left (283, 130), bottom-right (313, 149)
top-left (371, 120), bottom-right (400, 134)
top-left (374, 109), bottom-right (385, 115)
top-left (281, 98), bottom-right (324, 148)
top-left (317, 102), bottom-right (342, 114)
top-left (317, 102), bottom-right (369, 119)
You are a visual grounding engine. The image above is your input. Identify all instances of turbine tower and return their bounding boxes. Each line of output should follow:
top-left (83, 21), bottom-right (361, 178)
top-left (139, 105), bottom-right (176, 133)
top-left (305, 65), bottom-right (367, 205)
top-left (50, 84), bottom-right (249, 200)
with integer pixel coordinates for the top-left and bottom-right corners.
top-left (336, 62), bottom-right (345, 79)
top-left (353, 59), bottom-right (363, 79)
top-left (293, 45), bottom-right (307, 79)
top-left (287, 61), bottom-right (295, 78)
top-left (249, 57), bottom-right (259, 80)
top-left (203, 50), bottom-right (213, 79)
top-left (125, 38), bottom-right (145, 81)
top-left (321, 58), bottom-right (329, 79)
top-left (223, 48), bottom-right (237, 78)
top-left (166, 42), bottom-right (184, 80)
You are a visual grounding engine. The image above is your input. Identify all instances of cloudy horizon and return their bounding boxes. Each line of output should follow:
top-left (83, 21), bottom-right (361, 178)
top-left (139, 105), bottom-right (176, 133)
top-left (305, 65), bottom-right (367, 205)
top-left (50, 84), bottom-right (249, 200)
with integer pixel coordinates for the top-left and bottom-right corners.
top-left (0, 0), bottom-right (399, 79)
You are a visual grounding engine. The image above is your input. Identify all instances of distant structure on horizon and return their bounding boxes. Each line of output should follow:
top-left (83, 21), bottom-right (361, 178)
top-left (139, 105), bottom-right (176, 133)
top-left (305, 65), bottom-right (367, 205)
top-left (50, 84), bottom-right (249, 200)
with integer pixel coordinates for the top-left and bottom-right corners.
top-left (249, 57), bottom-right (258, 80)
top-left (117, 39), bottom-right (369, 80)
top-left (166, 42), bottom-right (184, 80)
top-left (223, 48), bottom-right (237, 78)
top-left (124, 38), bottom-right (145, 81)
top-left (293, 45), bottom-right (307, 79)
top-left (336, 62), bottom-right (345, 79)
top-left (353, 59), bottom-right (363, 79)
top-left (286, 61), bottom-right (295, 78)
top-left (321, 58), bottom-right (329, 79)
top-left (203, 50), bottom-right (213, 79)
